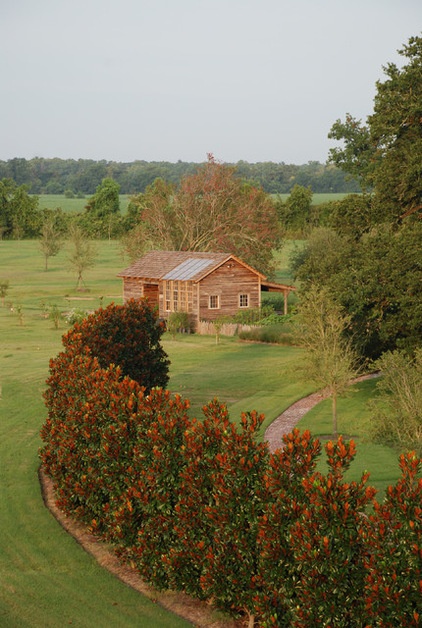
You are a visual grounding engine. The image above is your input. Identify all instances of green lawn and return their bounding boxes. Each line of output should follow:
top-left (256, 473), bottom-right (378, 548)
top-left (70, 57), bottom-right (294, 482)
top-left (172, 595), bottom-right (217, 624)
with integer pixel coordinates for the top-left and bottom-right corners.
top-left (34, 192), bottom-right (348, 216)
top-left (0, 239), bottom-right (404, 625)
top-left (36, 194), bottom-right (132, 214)
top-left (296, 378), bottom-right (402, 495)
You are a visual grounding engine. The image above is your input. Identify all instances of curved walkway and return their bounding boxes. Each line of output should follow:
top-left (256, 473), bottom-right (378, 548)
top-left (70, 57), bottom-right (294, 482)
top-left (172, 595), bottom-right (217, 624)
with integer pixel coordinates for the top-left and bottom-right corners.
top-left (264, 373), bottom-right (380, 453)
top-left (265, 389), bottom-right (330, 452)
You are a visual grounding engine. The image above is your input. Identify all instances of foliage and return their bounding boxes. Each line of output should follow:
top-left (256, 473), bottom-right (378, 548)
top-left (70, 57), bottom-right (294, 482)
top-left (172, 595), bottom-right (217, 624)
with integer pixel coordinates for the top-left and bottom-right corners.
top-left (63, 300), bottom-right (169, 391)
top-left (85, 178), bottom-right (121, 218)
top-left (276, 184), bottom-right (313, 234)
top-left (81, 178), bottom-right (123, 238)
top-left (289, 227), bottom-right (350, 285)
top-left (48, 304), bottom-right (63, 329)
top-left (328, 114), bottom-right (375, 192)
top-left (365, 452), bottom-right (422, 625)
top-left (370, 349), bottom-right (422, 455)
top-left (0, 156), bottom-right (360, 196)
top-left (237, 324), bottom-right (292, 345)
top-left (0, 280), bottom-right (9, 305)
top-left (330, 221), bottom-right (422, 359)
top-left (166, 311), bottom-right (191, 337)
top-left (329, 35), bottom-right (422, 221)
top-left (231, 305), bottom-right (275, 325)
top-left (67, 224), bottom-right (98, 290)
top-left (292, 221), bottom-right (422, 360)
top-left (129, 155), bottom-right (283, 275)
top-left (64, 307), bottom-right (88, 325)
top-left (40, 346), bottom-right (422, 628)
top-left (294, 285), bottom-right (359, 437)
top-left (327, 193), bottom-right (377, 240)
top-left (0, 178), bottom-right (41, 239)
top-left (39, 217), bottom-right (63, 270)
top-left (120, 221), bottom-right (155, 262)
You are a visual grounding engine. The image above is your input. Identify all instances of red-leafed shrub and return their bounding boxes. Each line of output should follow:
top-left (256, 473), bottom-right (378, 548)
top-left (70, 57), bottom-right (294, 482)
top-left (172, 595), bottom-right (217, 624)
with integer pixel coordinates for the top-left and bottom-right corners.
top-left (62, 299), bottom-right (169, 391)
top-left (364, 452), bottom-right (422, 627)
top-left (40, 318), bottom-right (421, 627)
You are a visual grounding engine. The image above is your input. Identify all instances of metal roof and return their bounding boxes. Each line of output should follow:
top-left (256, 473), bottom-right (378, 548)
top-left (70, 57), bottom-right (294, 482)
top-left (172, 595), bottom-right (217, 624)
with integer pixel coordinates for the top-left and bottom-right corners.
top-left (162, 257), bottom-right (215, 281)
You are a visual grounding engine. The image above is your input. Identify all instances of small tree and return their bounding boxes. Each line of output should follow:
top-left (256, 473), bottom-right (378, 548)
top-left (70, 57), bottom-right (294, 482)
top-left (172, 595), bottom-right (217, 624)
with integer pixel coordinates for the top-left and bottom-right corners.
top-left (0, 280), bottom-right (9, 306)
top-left (39, 218), bottom-right (62, 270)
top-left (67, 224), bottom-right (97, 290)
top-left (294, 285), bottom-right (359, 437)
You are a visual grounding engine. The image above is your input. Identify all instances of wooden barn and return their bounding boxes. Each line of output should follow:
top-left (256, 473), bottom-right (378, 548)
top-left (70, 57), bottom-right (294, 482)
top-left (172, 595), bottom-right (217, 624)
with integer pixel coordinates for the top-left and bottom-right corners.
top-left (118, 250), bottom-right (295, 329)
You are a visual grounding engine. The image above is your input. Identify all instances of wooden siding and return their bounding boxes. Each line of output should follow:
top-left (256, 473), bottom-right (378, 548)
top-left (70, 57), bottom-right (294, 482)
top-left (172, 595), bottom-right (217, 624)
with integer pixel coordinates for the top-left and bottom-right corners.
top-left (198, 259), bottom-right (260, 322)
top-left (122, 277), bottom-right (145, 302)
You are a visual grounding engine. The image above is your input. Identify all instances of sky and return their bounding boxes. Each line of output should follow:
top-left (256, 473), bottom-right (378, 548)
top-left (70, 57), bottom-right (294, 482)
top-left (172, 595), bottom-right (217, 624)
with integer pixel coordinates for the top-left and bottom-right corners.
top-left (0, 0), bottom-right (421, 165)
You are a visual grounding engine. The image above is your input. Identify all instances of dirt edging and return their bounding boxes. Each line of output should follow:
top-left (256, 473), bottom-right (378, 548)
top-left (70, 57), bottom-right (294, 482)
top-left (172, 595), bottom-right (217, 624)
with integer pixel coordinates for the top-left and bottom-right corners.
top-left (38, 467), bottom-right (243, 628)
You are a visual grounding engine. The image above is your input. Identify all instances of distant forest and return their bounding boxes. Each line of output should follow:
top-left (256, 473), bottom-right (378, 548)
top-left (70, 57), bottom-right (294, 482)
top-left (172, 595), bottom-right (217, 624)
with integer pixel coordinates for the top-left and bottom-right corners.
top-left (0, 157), bottom-right (361, 196)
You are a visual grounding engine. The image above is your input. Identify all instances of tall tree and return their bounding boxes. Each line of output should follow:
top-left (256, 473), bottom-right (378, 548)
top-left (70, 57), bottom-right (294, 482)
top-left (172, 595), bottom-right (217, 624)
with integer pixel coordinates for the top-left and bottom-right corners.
top-left (328, 35), bottom-right (422, 221)
top-left (129, 155), bottom-right (282, 275)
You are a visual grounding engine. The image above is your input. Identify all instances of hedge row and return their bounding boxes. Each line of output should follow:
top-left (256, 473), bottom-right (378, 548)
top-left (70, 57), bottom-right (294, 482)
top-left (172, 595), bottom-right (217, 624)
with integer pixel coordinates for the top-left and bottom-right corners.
top-left (40, 323), bottom-right (421, 626)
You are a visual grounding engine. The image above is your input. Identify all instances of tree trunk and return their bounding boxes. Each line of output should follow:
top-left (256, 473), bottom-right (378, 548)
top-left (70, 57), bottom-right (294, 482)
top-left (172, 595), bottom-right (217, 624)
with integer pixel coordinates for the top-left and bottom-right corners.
top-left (332, 391), bottom-right (338, 438)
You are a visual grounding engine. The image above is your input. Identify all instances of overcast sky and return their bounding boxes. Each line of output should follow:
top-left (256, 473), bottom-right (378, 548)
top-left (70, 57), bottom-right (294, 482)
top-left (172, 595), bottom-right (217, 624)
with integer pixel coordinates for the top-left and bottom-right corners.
top-left (0, 0), bottom-right (420, 164)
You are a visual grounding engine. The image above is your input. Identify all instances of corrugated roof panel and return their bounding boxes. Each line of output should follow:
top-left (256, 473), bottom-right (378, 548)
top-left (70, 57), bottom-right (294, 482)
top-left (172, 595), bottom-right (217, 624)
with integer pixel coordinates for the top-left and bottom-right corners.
top-left (163, 257), bottom-right (215, 280)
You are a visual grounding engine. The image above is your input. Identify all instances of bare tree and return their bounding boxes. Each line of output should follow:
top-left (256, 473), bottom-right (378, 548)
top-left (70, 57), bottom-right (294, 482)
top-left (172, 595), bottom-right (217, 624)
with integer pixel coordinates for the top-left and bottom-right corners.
top-left (39, 219), bottom-right (62, 271)
top-left (67, 224), bottom-right (97, 291)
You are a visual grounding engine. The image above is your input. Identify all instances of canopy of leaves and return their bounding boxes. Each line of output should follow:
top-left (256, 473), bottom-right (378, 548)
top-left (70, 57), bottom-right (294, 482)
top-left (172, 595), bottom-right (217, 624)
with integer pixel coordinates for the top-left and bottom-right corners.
top-left (0, 178), bottom-right (40, 239)
top-left (85, 177), bottom-right (120, 218)
top-left (276, 184), bottom-right (313, 233)
top-left (129, 155), bottom-right (282, 276)
top-left (294, 221), bottom-right (422, 360)
top-left (62, 300), bottom-right (169, 391)
top-left (328, 35), bottom-right (422, 221)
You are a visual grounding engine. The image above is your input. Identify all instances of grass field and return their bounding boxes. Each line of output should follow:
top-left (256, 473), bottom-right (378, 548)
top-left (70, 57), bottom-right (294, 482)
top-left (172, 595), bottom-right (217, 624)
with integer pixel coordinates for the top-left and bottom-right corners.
top-left (0, 239), bottom-right (403, 626)
top-left (36, 194), bottom-right (132, 214)
top-left (35, 192), bottom-right (349, 215)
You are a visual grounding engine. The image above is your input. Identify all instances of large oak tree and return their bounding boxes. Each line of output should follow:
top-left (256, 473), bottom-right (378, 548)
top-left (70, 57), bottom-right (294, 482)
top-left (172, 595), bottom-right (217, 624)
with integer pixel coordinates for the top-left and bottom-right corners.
top-left (328, 35), bottom-right (422, 221)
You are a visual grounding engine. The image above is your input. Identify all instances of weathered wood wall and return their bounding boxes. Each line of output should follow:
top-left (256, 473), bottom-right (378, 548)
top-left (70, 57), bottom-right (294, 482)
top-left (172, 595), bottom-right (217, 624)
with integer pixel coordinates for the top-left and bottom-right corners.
top-left (198, 259), bottom-right (260, 321)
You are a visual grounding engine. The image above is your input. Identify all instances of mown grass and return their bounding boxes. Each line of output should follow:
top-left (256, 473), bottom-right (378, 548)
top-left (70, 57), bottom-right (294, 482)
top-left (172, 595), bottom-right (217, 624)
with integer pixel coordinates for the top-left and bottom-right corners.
top-left (36, 194), bottom-right (132, 214)
top-left (35, 192), bottom-right (348, 216)
top-left (296, 377), bottom-right (402, 494)
top-left (273, 192), bottom-right (352, 204)
top-left (0, 239), bottom-right (403, 625)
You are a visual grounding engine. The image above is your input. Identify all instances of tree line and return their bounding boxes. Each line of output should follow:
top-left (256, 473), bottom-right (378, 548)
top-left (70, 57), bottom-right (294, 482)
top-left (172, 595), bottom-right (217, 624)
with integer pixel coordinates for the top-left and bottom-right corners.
top-left (0, 156), bottom-right (360, 195)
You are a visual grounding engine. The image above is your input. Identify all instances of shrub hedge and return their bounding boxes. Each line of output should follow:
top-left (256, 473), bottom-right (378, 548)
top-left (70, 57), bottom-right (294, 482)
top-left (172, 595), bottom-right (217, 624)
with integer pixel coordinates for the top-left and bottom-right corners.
top-left (39, 305), bottom-right (421, 627)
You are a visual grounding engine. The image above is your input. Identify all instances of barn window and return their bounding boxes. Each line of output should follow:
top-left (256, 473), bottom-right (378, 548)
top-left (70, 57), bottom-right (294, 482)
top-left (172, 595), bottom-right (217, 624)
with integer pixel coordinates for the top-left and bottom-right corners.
top-left (209, 295), bottom-right (220, 309)
top-left (239, 294), bottom-right (249, 308)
